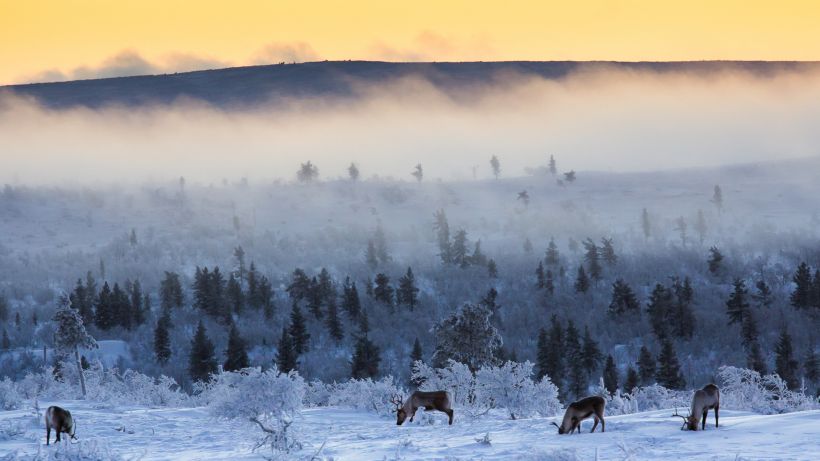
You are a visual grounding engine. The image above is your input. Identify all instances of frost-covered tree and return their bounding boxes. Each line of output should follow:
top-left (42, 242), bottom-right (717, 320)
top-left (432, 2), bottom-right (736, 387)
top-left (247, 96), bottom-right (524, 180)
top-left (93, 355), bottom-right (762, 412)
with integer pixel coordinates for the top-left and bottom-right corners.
top-left (286, 269), bottom-right (311, 303)
top-left (189, 321), bottom-right (217, 383)
top-left (712, 184), bottom-right (723, 213)
top-left (548, 155), bottom-right (557, 175)
top-left (452, 229), bottom-right (470, 267)
top-left (373, 226), bottom-right (390, 265)
top-left (535, 262), bottom-right (546, 289)
top-left (694, 209), bottom-right (707, 245)
top-left (365, 240), bottom-right (378, 269)
top-left (432, 303), bottom-right (502, 371)
top-left (476, 361), bottom-right (561, 420)
top-left (207, 368), bottom-right (305, 456)
top-left (224, 324), bottom-right (250, 372)
top-left (53, 295), bottom-right (97, 397)
top-left (411, 163), bottom-right (423, 182)
top-left (674, 216), bottom-right (688, 247)
top-left (348, 162), bottom-right (360, 181)
top-left (296, 161), bottom-right (319, 182)
top-left (490, 155), bottom-right (501, 179)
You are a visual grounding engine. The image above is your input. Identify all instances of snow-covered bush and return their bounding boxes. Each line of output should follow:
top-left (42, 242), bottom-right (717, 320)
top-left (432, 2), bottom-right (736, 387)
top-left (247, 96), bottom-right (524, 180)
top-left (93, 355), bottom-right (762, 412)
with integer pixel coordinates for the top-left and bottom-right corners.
top-left (476, 361), bottom-right (561, 419)
top-left (0, 377), bottom-right (22, 410)
top-left (204, 368), bottom-right (305, 457)
top-left (328, 376), bottom-right (404, 417)
top-left (413, 360), bottom-right (490, 418)
top-left (718, 366), bottom-right (817, 414)
top-left (413, 360), bottom-right (561, 420)
top-left (628, 384), bottom-right (690, 413)
top-left (303, 379), bottom-right (331, 408)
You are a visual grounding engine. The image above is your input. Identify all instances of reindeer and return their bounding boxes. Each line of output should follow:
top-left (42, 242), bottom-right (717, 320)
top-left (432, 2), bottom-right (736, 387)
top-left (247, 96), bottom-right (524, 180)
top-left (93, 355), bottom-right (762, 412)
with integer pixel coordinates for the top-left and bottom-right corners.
top-left (551, 396), bottom-right (606, 434)
top-left (45, 406), bottom-right (76, 445)
top-left (392, 391), bottom-right (454, 425)
top-left (677, 383), bottom-right (720, 431)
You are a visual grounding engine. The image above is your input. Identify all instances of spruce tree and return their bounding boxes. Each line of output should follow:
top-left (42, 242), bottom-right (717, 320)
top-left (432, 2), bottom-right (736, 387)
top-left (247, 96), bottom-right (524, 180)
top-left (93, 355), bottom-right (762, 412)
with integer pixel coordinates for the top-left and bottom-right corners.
top-left (487, 259), bottom-right (498, 278)
top-left (535, 262), bottom-right (546, 289)
top-left (565, 321), bottom-right (585, 397)
top-left (153, 311), bottom-right (172, 365)
top-left (490, 155), bottom-right (501, 179)
top-left (708, 247), bottom-right (723, 275)
top-left (289, 302), bottom-right (310, 355)
top-left (129, 280), bottom-right (145, 327)
top-left (600, 238), bottom-right (617, 266)
top-left (351, 310), bottom-right (381, 379)
top-left (396, 267), bottom-right (419, 310)
top-left (69, 278), bottom-right (94, 326)
top-left (276, 327), bottom-right (298, 373)
top-left (535, 327), bottom-right (550, 380)
top-left (223, 323), bottom-right (250, 372)
top-left (752, 279), bottom-right (773, 309)
top-left (548, 155), bottom-right (557, 175)
top-left (188, 321), bottom-right (217, 383)
top-left (286, 268), bottom-right (311, 303)
top-left (608, 279), bottom-right (639, 315)
top-left (433, 209), bottom-right (452, 264)
top-left (544, 315), bottom-right (565, 383)
top-left (545, 238), bottom-right (560, 266)
top-left (373, 226), bottom-right (390, 264)
top-left (307, 276), bottom-right (324, 319)
top-left (646, 283), bottom-right (672, 339)
top-left (671, 277), bottom-right (696, 339)
top-left (656, 339), bottom-right (685, 390)
top-left (603, 355), bottom-right (619, 394)
top-left (747, 339), bottom-right (768, 375)
top-left (803, 349), bottom-right (819, 386)
top-left (574, 266), bottom-right (590, 294)
top-left (694, 209), bottom-right (707, 245)
top-left (583, 238), bottom-right (601, 281)
top-left (226, 274), bottom-right (244, 315)
top-left (790, 262), bottom-right (812, 309)
top-left (325, 300), bottom-right (344, 342)
top-left (94, 282), bottom-right (116, 330)
top-left (0, 294), bottom-right (8, 322)
top-left (624, 367), bottom-right (640, 394)
top-left (160, 271), bottom-right (183, 310)
top-left (410, 338), bottom-right (424, 386)
top-left (373, 273), bottom-right (394, 306)
top-left (545, 270), bottom-right (555, 296)
top-left (341, 277), bottom-right (361, 319)
top-left (581, 327), bottom-right (604, 378)
top-left (775, 328), bottom-right (799, 390)
top-left (112, 283), bottom-right (132, 330)
top-left (637, 346), bottom-right (656, 385)
top-left (1, 328), bottom-right (9, 350)
top-left (452, 230), bottom-right (469, 267)
top-left (726, 278), bottom-right (749, 326)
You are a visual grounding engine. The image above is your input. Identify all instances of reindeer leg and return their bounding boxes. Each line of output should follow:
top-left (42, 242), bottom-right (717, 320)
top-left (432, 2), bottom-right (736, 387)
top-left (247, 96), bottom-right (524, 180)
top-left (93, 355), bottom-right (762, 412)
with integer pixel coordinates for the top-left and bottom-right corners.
top-left (46, 426), bottom-right (50, 445)
top-left (702, 410), bottom-right (708, 431)
top-left (446, 409), bottom-right (454, 425)
top-left (55, 429), bottom-right (61, 443)
top-left (590, 417), bottom-right (599, 433)
top-left (715, 405), bottom-right (719, 428)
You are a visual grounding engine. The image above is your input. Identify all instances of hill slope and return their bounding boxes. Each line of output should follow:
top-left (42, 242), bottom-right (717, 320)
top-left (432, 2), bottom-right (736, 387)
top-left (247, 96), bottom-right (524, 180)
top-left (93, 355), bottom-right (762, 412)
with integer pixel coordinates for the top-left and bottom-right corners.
top-left (3, 61), bottom-right (819, 109)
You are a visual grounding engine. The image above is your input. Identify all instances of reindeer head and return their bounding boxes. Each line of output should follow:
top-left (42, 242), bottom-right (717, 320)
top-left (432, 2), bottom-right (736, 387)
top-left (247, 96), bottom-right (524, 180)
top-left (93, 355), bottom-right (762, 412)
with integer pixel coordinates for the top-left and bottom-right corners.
top-left (391, 394), bottom-right (407, 426)
top-left (674, 408), bottom-right (698, 431)
top-left (551, 421), bottom-right (570, 434)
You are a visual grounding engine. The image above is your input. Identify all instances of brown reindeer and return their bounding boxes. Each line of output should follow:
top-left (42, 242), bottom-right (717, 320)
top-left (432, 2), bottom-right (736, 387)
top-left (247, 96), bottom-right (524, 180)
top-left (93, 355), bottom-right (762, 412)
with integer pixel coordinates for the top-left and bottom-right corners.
top-left (678, 383), bottom-right (720, 431)
top-left (45, 406), bottom-right (76, 445)
top-left (552, 396), bottom-right (606, 434)
top-left (393, 391), bottom-right (454, 425)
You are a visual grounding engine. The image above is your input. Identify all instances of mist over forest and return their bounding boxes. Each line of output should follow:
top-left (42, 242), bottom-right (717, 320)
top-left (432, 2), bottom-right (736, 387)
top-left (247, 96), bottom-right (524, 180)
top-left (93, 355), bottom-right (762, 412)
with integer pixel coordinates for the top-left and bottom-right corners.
top-left (1, 64), bottom-right (819, 431)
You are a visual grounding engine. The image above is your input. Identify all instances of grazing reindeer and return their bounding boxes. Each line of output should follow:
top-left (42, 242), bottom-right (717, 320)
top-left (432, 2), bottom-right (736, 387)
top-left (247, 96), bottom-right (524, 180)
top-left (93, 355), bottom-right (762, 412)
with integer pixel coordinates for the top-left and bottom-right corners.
top-left (45, 406), bottom-right (76, 445)
top-left (392, 391), bottom-right (454, 425)
top-left (552, 396), bottom-right (606, 434)
top-left (678, 383), bottom-right (720, 431)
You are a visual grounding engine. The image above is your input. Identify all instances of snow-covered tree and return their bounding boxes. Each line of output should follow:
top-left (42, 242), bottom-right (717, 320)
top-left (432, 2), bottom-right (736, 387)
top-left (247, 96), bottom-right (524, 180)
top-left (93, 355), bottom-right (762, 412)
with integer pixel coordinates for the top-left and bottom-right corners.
top-left (432, 303), bottom-right (502, 371)
top-left (53, 295), bottom-right (97, 397)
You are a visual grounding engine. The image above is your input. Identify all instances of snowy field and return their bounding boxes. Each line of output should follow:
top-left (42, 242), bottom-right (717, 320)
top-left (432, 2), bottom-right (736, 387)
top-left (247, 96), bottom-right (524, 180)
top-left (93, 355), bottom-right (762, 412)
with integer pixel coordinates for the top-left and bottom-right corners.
top-left (1, 401), bottom-right (818, 460)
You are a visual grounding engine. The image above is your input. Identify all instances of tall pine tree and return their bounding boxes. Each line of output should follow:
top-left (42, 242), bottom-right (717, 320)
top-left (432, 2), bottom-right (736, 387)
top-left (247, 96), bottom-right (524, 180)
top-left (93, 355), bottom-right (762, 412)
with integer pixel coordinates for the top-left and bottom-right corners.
top-left (188, 321), bottom-right (217, 383)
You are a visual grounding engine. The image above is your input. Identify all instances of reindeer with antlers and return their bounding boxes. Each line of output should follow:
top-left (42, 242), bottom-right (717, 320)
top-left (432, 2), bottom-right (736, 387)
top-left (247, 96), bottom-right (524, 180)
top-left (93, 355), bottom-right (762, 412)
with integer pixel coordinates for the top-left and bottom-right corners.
top-left (675, 383), bottom-right (720, 431)
top-left (392, 391), bottom-right (454, 425)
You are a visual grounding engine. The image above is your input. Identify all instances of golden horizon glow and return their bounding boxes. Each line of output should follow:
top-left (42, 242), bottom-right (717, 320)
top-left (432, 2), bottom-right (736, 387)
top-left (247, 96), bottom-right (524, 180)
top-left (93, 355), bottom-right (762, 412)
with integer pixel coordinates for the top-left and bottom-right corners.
top-left (2, 0), bottom-right (820, 84)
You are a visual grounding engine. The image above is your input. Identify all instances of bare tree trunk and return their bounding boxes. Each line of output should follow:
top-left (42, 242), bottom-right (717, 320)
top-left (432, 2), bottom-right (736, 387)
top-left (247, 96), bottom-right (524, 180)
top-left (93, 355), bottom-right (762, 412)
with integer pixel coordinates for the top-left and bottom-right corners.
top-left (74, 346), bottom-right (87, 397)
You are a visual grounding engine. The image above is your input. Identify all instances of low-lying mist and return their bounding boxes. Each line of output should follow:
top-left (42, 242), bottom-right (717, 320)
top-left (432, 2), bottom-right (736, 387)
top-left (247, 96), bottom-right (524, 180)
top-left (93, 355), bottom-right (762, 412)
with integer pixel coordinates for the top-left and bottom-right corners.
top-left (2, 66), bottom-right (820, 185)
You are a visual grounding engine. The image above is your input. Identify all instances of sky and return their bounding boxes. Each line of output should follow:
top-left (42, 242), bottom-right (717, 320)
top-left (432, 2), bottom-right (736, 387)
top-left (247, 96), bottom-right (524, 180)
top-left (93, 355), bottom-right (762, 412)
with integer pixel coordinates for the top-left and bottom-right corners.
top-left (2, 0), bottom-right (820, 84)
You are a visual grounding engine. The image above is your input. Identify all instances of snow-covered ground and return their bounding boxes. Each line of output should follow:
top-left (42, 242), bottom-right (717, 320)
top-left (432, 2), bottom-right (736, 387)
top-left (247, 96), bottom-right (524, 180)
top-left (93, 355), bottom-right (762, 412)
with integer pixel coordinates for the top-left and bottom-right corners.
top-left (1, 401), bottom-right (818, 460)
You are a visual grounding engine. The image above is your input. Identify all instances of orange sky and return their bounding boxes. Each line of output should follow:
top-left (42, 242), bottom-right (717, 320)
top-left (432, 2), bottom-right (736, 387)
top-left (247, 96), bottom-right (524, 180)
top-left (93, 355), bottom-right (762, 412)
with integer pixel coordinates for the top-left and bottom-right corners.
top-left (2, 0), bottom-right (820, 84)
